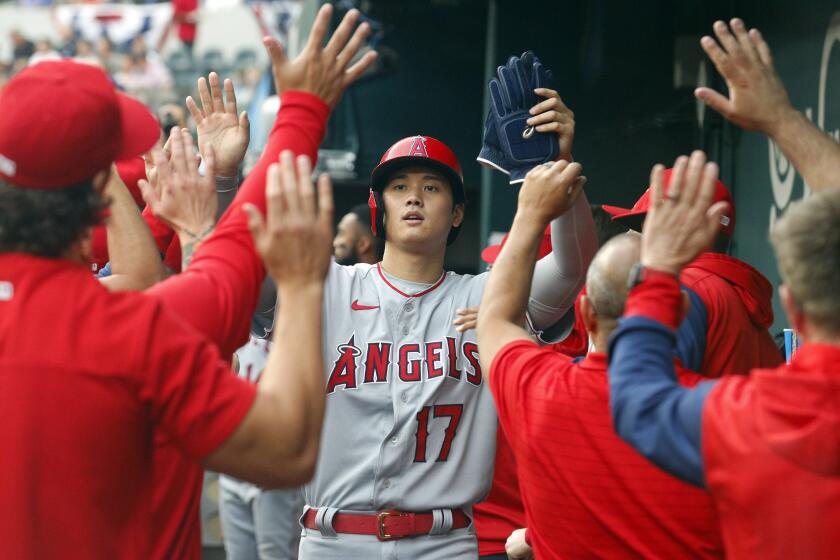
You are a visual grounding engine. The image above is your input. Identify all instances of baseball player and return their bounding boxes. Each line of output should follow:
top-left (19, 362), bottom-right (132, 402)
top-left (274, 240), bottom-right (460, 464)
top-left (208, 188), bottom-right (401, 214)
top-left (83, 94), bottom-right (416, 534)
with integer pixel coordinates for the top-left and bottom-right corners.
top-left (295, 120), bottom-right (596, 556)
top-left (334, 203), bottom-right (384, 266)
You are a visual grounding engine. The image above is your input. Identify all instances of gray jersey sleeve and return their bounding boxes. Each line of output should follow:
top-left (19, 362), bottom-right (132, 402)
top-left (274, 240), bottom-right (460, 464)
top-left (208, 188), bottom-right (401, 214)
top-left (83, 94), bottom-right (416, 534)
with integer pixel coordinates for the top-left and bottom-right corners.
top-left (527, 192), bottom-right (597, 340)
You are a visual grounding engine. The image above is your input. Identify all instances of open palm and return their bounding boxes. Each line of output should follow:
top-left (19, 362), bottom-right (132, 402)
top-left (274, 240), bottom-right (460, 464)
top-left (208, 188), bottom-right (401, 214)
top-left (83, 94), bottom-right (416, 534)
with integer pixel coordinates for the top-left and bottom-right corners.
top-left (187, 72), bottom-right (250, 177)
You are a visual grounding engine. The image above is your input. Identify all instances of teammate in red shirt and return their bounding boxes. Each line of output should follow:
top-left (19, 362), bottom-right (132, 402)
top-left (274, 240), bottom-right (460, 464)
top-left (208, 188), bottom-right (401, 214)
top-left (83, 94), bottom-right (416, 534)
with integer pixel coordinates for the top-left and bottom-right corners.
top-left (477, 167), bottom-right (723, 558)
top-left (0, 59), bottom-right (336, 559)
top-left (609, 149), bottom-right (840, 559)
top-left (603, 167), bottom-right (781, 376)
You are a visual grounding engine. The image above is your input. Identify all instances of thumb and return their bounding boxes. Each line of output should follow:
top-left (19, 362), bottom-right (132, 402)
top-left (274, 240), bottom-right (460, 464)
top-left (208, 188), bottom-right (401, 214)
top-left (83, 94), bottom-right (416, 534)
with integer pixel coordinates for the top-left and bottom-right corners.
top-left (138, 179), bottom-right (160, 210)
top-left (239, 111), bottom-right (250, 134)
top-left (262, 36), bottom-right (288, 66)
top-left (694, 87), bottom-right (732, 117)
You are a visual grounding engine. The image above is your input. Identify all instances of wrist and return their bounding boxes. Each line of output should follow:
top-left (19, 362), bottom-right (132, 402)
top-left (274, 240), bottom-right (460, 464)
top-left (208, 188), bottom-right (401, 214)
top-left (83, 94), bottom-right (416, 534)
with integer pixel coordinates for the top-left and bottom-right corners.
top-left (639, 258), bottom-right (682, 277)
top-left (512, 209), bottom-right (552, 233)
top-left (765, 104), bottom-right (803, 138)
top-left (276, 280), bottom-right (325, 301)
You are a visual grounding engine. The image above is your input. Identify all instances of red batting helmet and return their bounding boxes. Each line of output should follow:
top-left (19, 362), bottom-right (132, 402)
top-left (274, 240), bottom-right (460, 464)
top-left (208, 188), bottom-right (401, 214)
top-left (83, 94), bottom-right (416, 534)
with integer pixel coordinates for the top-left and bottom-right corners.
top-left (368, 135), bottom-right (466, 245)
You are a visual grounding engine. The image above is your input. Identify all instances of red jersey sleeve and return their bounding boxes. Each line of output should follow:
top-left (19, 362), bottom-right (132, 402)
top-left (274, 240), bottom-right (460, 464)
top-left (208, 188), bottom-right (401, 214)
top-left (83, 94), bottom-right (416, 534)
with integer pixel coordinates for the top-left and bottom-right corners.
top-left (146, 92), bottom-right (330, 358)
top-left (142, 303), bottom-right (257, 460)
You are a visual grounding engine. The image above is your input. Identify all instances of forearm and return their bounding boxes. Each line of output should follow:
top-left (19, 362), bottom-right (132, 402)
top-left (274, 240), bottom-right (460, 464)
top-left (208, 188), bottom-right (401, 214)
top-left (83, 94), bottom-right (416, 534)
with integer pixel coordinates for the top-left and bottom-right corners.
top-left (101, 175), bottom-right (166, 291)
top-left (478, 212), bottom-right (544, 368)
top-left (528, 192), bottom-right (597, 332)
top-left (607, 276), bottom-right (713, 487)
top-left (771, 107), bottom-right (840, 193)
top-left (260, 284), bottom-right (325, 471)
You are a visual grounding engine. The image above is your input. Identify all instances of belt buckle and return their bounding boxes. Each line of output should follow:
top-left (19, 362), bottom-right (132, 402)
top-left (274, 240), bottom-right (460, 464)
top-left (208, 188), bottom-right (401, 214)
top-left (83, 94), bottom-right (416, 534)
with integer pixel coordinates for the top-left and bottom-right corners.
top-left (377, 510), bottom-right (405, 541)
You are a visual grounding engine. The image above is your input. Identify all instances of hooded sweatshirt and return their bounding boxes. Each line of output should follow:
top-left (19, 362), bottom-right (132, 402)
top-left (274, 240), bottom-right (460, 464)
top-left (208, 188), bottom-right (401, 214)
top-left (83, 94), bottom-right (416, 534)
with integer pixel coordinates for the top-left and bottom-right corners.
top-left (678, 253), bottom-right (782, 375)
top-left (608, 273), bottom-right (840, 560)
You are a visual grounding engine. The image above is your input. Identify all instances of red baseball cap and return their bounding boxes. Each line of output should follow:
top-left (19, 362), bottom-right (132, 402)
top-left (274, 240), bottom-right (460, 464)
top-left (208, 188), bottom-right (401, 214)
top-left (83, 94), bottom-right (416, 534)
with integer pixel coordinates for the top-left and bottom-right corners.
top-left (602, 167), bottom-right (736, 236)
top-left (0, 60), bottom-right (159, 189)
top-left (481, 225), bottom-right (552, 265)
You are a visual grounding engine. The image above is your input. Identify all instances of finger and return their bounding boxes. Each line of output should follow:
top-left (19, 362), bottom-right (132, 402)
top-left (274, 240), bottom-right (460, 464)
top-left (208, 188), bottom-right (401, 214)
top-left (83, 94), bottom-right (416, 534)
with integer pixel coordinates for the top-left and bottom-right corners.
top-left (648, 164), bottom-right (666, 211)
top-left (730, 18), bottom-right (759, 63)
top-left (344, 50), bottom-right (378, 86)
top-left (296, 155), bottom-right (316, 217)
top-left (224, 78), bottom-right (238, 115)
top-left (239, 111), bottom-right (250, 135)
top-left (529, 95), bottom-right (567, 116)
top-left (700, 35), bottom-right (736, 80)
top-left (180, 129), bottom-right (200, 176)
top-left (535, 122), bottom-right (562, 134)
top-left (533, 87), bottom-right (560, 100)
top-left (304, 3), bottom-right (333, 53)
top-left (336, 21), bottom-right (370, 69)
top-left (243, 202), bottom-right (266, 242)
top-left (262, 36), bottom-right (288, 67)
top-left (713, 20), bottom-right (741, 57)
top-left (681, 150), bottom-right (707, 207)
top-left (197, 76), bottom-right (214, 116)
top-left (279, 151), bottom-right (300, 217)
top-left (749, 28), bottom-right (774, 66)
top-left (185, 95), bottom-right (204, 125)
top-left (325, 8), bottom-right (360, 58)
top-left (208, 72), bottom-right (226, 114)
top-left (317, 173), bottom-right (334, 234)
top-left (169, 127), bottom-right (188, 177)
top-left (667, 155), bottom-right (689, 200)
top-left (694, 87), bottom-right (732, 118)
top-left (138, 178), bottom-right (161, 209)
top-left (695, 161), bottom-right (719, 216)
top-left (526, 110), bottom-right (564, 127)
top-left (265, 162), bottom-right (284, 228)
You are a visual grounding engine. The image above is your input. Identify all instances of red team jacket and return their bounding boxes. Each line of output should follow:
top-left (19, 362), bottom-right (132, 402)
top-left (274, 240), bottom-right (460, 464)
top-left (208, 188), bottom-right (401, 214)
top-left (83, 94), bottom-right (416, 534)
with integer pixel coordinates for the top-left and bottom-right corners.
top-left (680, 252), bottom-right (781, 375)
top-left (490, 341), bottom-right (724, 559)
top-left (703, 344), bottom-right (840, 558)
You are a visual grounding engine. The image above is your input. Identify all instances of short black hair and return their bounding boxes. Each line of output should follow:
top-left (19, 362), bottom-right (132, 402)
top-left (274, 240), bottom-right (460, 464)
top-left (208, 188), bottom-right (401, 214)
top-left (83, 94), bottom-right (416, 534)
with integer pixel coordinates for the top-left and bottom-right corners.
top-left (349, 203), bottom-right (373, 230)
top-left (0, 179), bottom-right (108, 257)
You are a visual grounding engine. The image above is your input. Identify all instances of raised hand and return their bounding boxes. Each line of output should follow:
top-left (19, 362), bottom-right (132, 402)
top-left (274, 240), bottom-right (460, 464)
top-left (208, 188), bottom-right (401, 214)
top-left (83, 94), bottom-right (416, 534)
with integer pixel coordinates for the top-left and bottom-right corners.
top-left (695, 18), bottom-right (794, 135)
top-left (517, 160), bottom-right (586, 225)
top-left (244, 151), bottom-right (334, 287)
top-left (641, 151), bottom-right (730, 275)
top-left (186, 72), bottom-right (250, 177)
top-left (262, 4), bottom-right (378, 108)
top-left (139, 128), bottom-right (218, 241)
top-left (527, 88), bottom-right (575, 161)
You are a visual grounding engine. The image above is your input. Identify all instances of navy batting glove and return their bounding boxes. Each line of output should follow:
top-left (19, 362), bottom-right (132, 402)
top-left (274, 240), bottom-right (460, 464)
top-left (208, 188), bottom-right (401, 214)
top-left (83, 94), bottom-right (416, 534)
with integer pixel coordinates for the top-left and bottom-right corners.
top-left (476, 110), bottom-right (510, 175)
top-left (489, 52), bottom-right (559, 184)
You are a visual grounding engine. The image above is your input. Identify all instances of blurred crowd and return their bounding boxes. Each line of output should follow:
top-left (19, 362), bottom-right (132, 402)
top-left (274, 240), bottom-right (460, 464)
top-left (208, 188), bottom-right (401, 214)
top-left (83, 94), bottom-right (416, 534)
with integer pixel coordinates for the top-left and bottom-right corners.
top-left (2, 23), bottom-right (263, 115)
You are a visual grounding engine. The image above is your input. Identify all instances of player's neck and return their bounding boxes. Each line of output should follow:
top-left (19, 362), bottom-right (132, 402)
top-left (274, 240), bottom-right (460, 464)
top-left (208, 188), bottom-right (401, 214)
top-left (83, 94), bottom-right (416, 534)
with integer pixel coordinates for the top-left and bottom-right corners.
top-left (381, 245), bottom-right (445, 284)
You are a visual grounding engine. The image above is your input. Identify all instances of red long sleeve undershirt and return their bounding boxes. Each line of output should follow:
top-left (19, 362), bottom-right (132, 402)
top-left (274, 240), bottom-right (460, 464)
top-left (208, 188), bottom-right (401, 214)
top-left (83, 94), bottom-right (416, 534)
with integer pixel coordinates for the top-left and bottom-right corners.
top-left (146, 91), bottom-right (330, 357)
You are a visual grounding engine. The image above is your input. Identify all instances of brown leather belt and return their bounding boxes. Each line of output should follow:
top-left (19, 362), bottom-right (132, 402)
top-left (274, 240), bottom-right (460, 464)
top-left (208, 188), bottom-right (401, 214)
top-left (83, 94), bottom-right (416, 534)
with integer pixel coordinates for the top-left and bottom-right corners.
top-left (302, 508), bottom-right (471, 541)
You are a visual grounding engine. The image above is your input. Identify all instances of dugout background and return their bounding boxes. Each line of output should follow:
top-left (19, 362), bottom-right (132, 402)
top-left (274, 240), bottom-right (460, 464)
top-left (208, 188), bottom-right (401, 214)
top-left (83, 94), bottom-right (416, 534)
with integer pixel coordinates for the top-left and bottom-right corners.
top-left (327, 0), bottom-right (840, 337)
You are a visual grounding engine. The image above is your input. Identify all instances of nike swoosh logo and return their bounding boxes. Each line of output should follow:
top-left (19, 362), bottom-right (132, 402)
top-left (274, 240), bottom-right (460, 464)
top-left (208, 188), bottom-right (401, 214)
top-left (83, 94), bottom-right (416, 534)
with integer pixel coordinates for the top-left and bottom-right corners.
top-left (351, 299), bottom-right (380, 311)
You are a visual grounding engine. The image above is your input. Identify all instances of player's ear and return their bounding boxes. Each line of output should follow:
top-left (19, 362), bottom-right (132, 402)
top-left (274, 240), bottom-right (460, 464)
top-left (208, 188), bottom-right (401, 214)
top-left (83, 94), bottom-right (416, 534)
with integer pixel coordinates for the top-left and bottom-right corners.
top-left (579, 295), bottom-right (597, 334)
top-left (357, 234), bottom-right (372, 254)
top-left (451, 203), bottom-right (465, 228)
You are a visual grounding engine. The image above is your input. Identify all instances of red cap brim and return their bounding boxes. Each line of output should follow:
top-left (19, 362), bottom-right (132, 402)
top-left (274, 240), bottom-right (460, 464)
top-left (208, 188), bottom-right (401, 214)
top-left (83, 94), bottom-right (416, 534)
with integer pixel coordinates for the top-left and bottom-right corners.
top-left (600, 204), bottom-right (630, 217)
top-left (115, 92), bottom-right (160, 161)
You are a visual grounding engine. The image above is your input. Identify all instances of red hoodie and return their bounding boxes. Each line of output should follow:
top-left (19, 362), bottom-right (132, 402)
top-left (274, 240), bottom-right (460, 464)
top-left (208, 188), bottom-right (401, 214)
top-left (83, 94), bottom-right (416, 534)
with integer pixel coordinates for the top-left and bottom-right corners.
top-left (703, 344), bottom-right (840, 559)
top-left (681, 253), bottom-right (782, 376)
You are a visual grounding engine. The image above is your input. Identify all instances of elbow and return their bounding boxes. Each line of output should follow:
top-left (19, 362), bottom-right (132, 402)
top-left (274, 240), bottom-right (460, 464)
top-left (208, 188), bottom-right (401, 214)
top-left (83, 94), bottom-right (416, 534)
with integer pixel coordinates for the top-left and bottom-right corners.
top-left (260, 445), bottom-right (319, 489)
